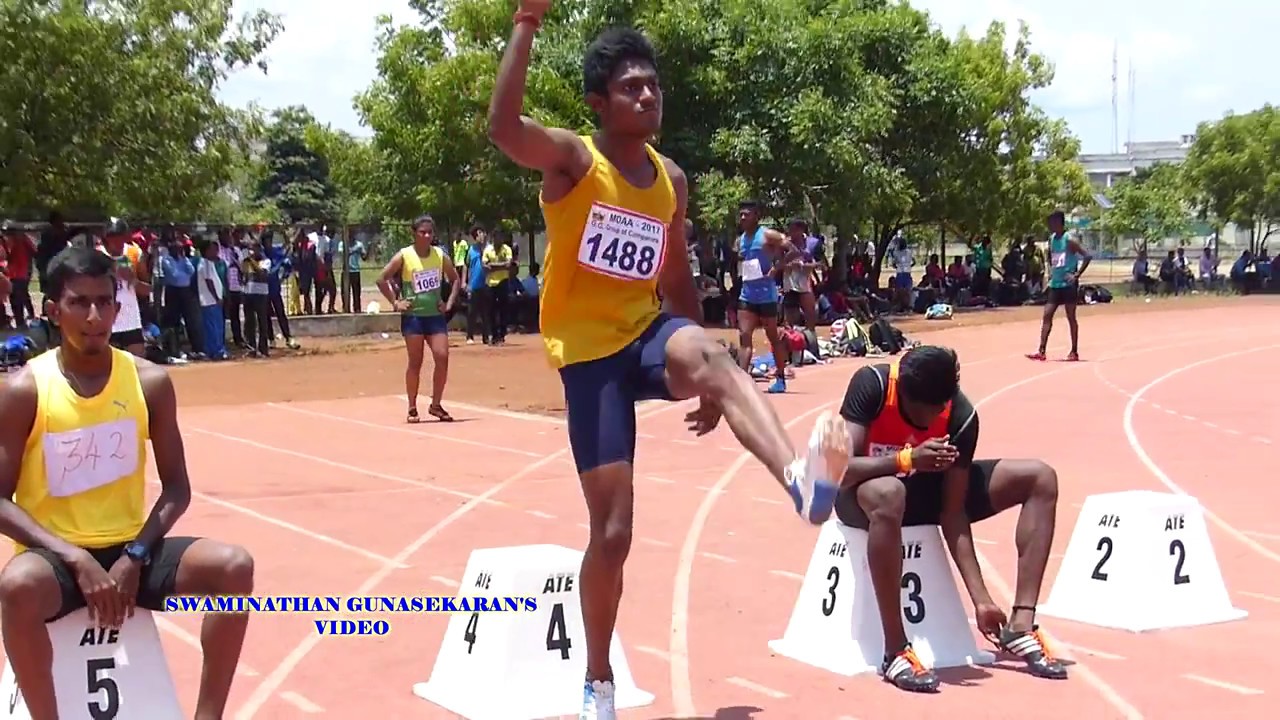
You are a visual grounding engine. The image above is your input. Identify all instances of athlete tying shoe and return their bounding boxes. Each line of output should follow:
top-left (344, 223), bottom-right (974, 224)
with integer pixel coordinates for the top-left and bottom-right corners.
top-left (836, 345), bottom-right (1066, 692)
top-left (489, 6), bottom-right (848, 718)
top-left (0, 247), bottom-right (254, 720)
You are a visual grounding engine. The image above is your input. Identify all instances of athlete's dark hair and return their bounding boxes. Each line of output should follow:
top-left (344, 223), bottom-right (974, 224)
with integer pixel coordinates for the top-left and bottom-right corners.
top-left (739, 199), bottom-right (762, 211)
top-left (583, 28), bottom-right (658, 97)
top-left (897, 345), bottom-right (960, 406)
top-left (412, 214), bottom-right (434, 231)
top-left (1048, 210), bottom-right (1065, 223)
top-left (44, 245), bottom-right (115, 302)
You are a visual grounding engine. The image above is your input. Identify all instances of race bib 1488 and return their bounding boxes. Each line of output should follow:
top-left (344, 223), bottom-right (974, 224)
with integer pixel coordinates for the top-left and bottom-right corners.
top-left (578, 203), bottom-right (666, 281)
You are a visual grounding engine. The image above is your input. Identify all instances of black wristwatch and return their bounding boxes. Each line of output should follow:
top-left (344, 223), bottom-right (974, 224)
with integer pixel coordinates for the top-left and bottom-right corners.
top-left (124, 542), bottom-right (151, 565)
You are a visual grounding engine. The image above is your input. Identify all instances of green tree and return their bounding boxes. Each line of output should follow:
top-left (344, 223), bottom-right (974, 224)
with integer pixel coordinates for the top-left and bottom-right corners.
top-left (1183, 105), bottom-right (1280, 251)
top-left (303, 123), bottom-right (385, 223)
top-left (254, 106), bottom-right (341, 224)
top-left (1096, 162), bottom-right (1190, 251)
top-left (0, 0), bottom-right (281, 219)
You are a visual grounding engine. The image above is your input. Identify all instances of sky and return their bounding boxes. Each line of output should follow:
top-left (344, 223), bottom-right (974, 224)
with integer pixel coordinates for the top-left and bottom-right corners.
top-left (218, 0), bottom-right (1278, 155)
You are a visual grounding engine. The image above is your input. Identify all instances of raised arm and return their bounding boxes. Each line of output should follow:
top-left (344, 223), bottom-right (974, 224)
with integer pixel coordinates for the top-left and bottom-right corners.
top-left (487, 3), bottom-right (590, 177)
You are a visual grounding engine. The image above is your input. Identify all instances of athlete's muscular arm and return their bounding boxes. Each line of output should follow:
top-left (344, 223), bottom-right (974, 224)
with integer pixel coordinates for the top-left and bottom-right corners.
top-left (938, 403), bottom-right (994, 607)
top-left (1067, 236), bottom-right (1093, 277)
top-left (658, 159), bottom-right (702, 323)
top-left (487, 4), bottom-right (591, 185)
top-left (376, 253), bottom-right (405, 309)
top-left (0, 369), bottom-right (86, 559)
top-left (839, 366), bottom-right (900, 487)
top-left (134, 361), bottom-right (191, 549)
top-left (442, 255), bottom-right (462, 312)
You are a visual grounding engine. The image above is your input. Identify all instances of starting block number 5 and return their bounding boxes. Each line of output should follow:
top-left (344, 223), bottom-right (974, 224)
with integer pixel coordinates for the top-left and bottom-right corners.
top-left (1090, 536), bottom-right (1191, 585)
top-left (462, 602), bottom-right (573, 659)
top-left (820, 566), bottom-right (927, 624)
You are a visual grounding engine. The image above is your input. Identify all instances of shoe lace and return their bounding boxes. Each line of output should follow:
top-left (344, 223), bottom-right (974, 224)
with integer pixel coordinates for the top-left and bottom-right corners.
top-left (1030, 627), bottom-right (1057, 662)
top-left (899, 646), bottom-right (928, 675)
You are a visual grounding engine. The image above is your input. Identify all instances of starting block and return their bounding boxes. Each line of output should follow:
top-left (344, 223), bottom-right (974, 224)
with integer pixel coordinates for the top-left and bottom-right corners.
top-left (413, 544), bottom-right (654, 719)
top-left (770, 521), bottom-right (994, 675)
top-left (0, 608), bottom-right (182, 720)
top-left (1041, 490), bottom-right (1247, 632)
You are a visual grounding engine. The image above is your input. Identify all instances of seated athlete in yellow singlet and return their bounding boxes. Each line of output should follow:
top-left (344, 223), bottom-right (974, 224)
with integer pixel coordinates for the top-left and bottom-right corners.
top-left (489, 3), bottom-right (849, 718)
top-left (0, 247), bottom-right (255, 720)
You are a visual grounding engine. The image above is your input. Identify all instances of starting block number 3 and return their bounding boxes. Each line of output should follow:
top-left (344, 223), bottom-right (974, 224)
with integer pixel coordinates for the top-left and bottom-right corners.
top-left (462, 602), bottom-right (573, 660)
top-left (1090, 535), bottom-right (1190, 585)
top-left (820, 566), bottom-right (927, 625)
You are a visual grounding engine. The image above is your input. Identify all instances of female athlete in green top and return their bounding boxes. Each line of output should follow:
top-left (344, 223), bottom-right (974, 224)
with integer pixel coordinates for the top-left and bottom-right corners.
top-left (1028, 210), bottom-right (1092, 361)
top-left (377, 215), bottom-right (462, 423)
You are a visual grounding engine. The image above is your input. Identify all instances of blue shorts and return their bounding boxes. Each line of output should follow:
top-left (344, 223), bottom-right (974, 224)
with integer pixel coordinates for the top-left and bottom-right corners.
top-left (401, 314), bottom-right (448, 337)
top-left (559, 313), bottom-right (696, 473)
top-left (895, 272), bottom-right (914, 289)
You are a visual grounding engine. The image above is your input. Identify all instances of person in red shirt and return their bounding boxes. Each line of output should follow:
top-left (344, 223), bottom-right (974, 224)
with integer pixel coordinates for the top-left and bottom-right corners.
top-left (836, 346), bottom-right (1065, 692)
top-left (2, 221), bottom-right (37, 327)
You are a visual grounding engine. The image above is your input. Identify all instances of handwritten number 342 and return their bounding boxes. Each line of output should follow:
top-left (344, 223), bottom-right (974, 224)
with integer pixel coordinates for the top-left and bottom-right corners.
top-left (60, 432), bottom-right (127, 478)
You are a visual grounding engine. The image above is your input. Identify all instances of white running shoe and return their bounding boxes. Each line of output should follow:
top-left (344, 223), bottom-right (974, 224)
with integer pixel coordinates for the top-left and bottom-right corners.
top-left (580, 678), bottom-right (616, 720)
top-left (786, 410), bottom-right (849, 524)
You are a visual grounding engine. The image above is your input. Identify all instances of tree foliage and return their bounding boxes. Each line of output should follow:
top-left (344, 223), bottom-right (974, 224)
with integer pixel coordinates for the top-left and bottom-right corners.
top-left (1183, 105), bottom-right (1280, 250)
top-left (1096, 163), bottom-right (1189, 250)
top-left (356, 0), bottom-right (1091, 275)
top-left (253, 106), bottom-right (340, 224)
top-left (0, 0), bottom-right (281, 219)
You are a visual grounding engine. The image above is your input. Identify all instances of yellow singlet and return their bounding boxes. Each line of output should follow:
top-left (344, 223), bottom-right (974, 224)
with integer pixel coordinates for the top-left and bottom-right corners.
top-left (14, 348), bottom-right (150, 551)
top-left (538, 135), bottom-right (676, 368)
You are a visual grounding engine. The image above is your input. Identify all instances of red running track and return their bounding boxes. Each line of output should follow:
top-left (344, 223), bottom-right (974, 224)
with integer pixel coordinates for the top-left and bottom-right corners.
top-left (1, 299), bottom-right (1277, 718)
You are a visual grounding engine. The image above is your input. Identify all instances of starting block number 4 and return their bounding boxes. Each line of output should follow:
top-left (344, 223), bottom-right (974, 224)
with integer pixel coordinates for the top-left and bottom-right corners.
top-left (771, 521), bottom-right (994, 676)
top-left (414, 544), bottom-right (654, 720)
top-left (0, 609), bottom-right (182, 720)
top-left (1041, 490), bottom-right (1247, 632)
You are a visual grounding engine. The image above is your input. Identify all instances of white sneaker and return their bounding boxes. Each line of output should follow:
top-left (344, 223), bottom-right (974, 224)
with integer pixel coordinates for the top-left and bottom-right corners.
top-left (580, 678), bottom-right (616, 720)
top-left (786, 410), bottom-right (848, 524)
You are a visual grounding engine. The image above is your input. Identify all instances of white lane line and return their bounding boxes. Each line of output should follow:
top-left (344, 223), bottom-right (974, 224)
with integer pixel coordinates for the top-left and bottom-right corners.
top-left (271, 401), bottom-right (545, 457)
top-left (699, 552), bottom-right (736, 563)
top-left (725, 676), bottom-right (788, 699)
top-left (634, 645), bottom-right (672, 661)
top-left (1239, 591), bottom-right (1280, 603)
top-left (279, 691), bottom-right (323, 713)
top-left (752, 496), bottom-right (785, 506)
top-left (973, 538), bottom-right (997, 546)
top-left (1243, 531), bottom-right (1280, 541)
top-left (639, 537), bottom-right (671, 547)
top-left (770, 569), bottom-right (804, 581)
top-left (1056, 641), bottom-right (1126, 661)
top-left (154, 615), bottom-right (259, 677)
top-left (647, 476), bottom-right (677, 485)
top-left (526, 509), bottom-right (556, 519)
top-left (430, 575), bottom-right (459, 588)
top-left (1182, 674), bottom-right (1264, 695)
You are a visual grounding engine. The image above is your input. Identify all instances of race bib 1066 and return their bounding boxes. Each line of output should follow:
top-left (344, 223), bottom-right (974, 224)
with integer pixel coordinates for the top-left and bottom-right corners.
top-left (412, 269), bottom-right (441, 294)
top-left (42, 420), bottom-right (139, 497)
top-left (578, 203), bottom-right (666, 281)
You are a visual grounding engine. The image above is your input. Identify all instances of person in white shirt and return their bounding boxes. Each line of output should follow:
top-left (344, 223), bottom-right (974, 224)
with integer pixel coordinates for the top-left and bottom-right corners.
top-left (889, 235), bottom-right (914, 311)
top-left (197, 240), bottom-right (227, 360)
top-left (1199, 248), bottom-right (1220, 287)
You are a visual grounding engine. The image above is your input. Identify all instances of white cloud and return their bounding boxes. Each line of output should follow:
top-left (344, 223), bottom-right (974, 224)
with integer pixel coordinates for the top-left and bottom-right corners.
top-left (217, 0), bottom-right (1280, 153)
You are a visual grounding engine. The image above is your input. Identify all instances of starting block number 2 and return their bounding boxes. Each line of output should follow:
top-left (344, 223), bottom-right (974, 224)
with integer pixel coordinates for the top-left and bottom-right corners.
top-left (1090, 535), bottom-right (1191, 585)
top-left (6, 656), bottom-right (120, 719)
top-left (462, 602), bottom-right (574, 659)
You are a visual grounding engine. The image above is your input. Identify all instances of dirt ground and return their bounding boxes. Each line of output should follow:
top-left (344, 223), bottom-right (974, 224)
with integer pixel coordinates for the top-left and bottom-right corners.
top-left (144, 292), bottom-right (1272, 415)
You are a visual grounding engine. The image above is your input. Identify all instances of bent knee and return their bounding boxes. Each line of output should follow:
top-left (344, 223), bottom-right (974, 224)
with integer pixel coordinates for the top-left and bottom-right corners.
top-left (185, 543), bottom-right (255, 595)
top-left (0, 554), bottom-right (61, 617)
top-left (1028, 461), bottom-right (1059, 501)
top-left (857, 477), bottom-right (906, 522)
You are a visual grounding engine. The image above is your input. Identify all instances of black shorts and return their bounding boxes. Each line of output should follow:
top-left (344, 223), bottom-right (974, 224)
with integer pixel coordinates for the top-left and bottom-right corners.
top-left (835, 460), bottom-right (1001, 529)
top-left (109, 329), bottom-right (144, 348)
top-left (1046, 284), bottom-right (1078, 307)
top-left (738, 300), bottom-right (778, 319)
top-left (23, 536), bottom-right (198, 622)
top-left (782, 290), bottom-right (810, 308)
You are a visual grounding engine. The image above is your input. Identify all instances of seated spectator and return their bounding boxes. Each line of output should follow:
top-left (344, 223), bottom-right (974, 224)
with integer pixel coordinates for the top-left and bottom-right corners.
top-left (510, 262), bottom-right (542, 331)
top-left (1158, 250), bottom-right (1178, 293)
top-left (1174, 247), bottom-right (1194, 292)
top-left (1023, 236), bottom-right (1045, 294)
top-left (920, 253), bottom-right (945, 289)
top-left (1229, 249), bottom-right (1255, 293)
top-left (945, 255), bottom-right (969, 300)
top-left (1131, 249), bottom-right (1158, 293)
top-left (1198, 248), bottom-right (1220, 288)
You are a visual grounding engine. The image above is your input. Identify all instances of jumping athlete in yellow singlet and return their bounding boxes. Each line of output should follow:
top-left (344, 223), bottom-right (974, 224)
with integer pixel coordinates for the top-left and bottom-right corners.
top-left (489, 3), bottom-right (849, 717)
top-left (0, 247), bottom-right (254, 720)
